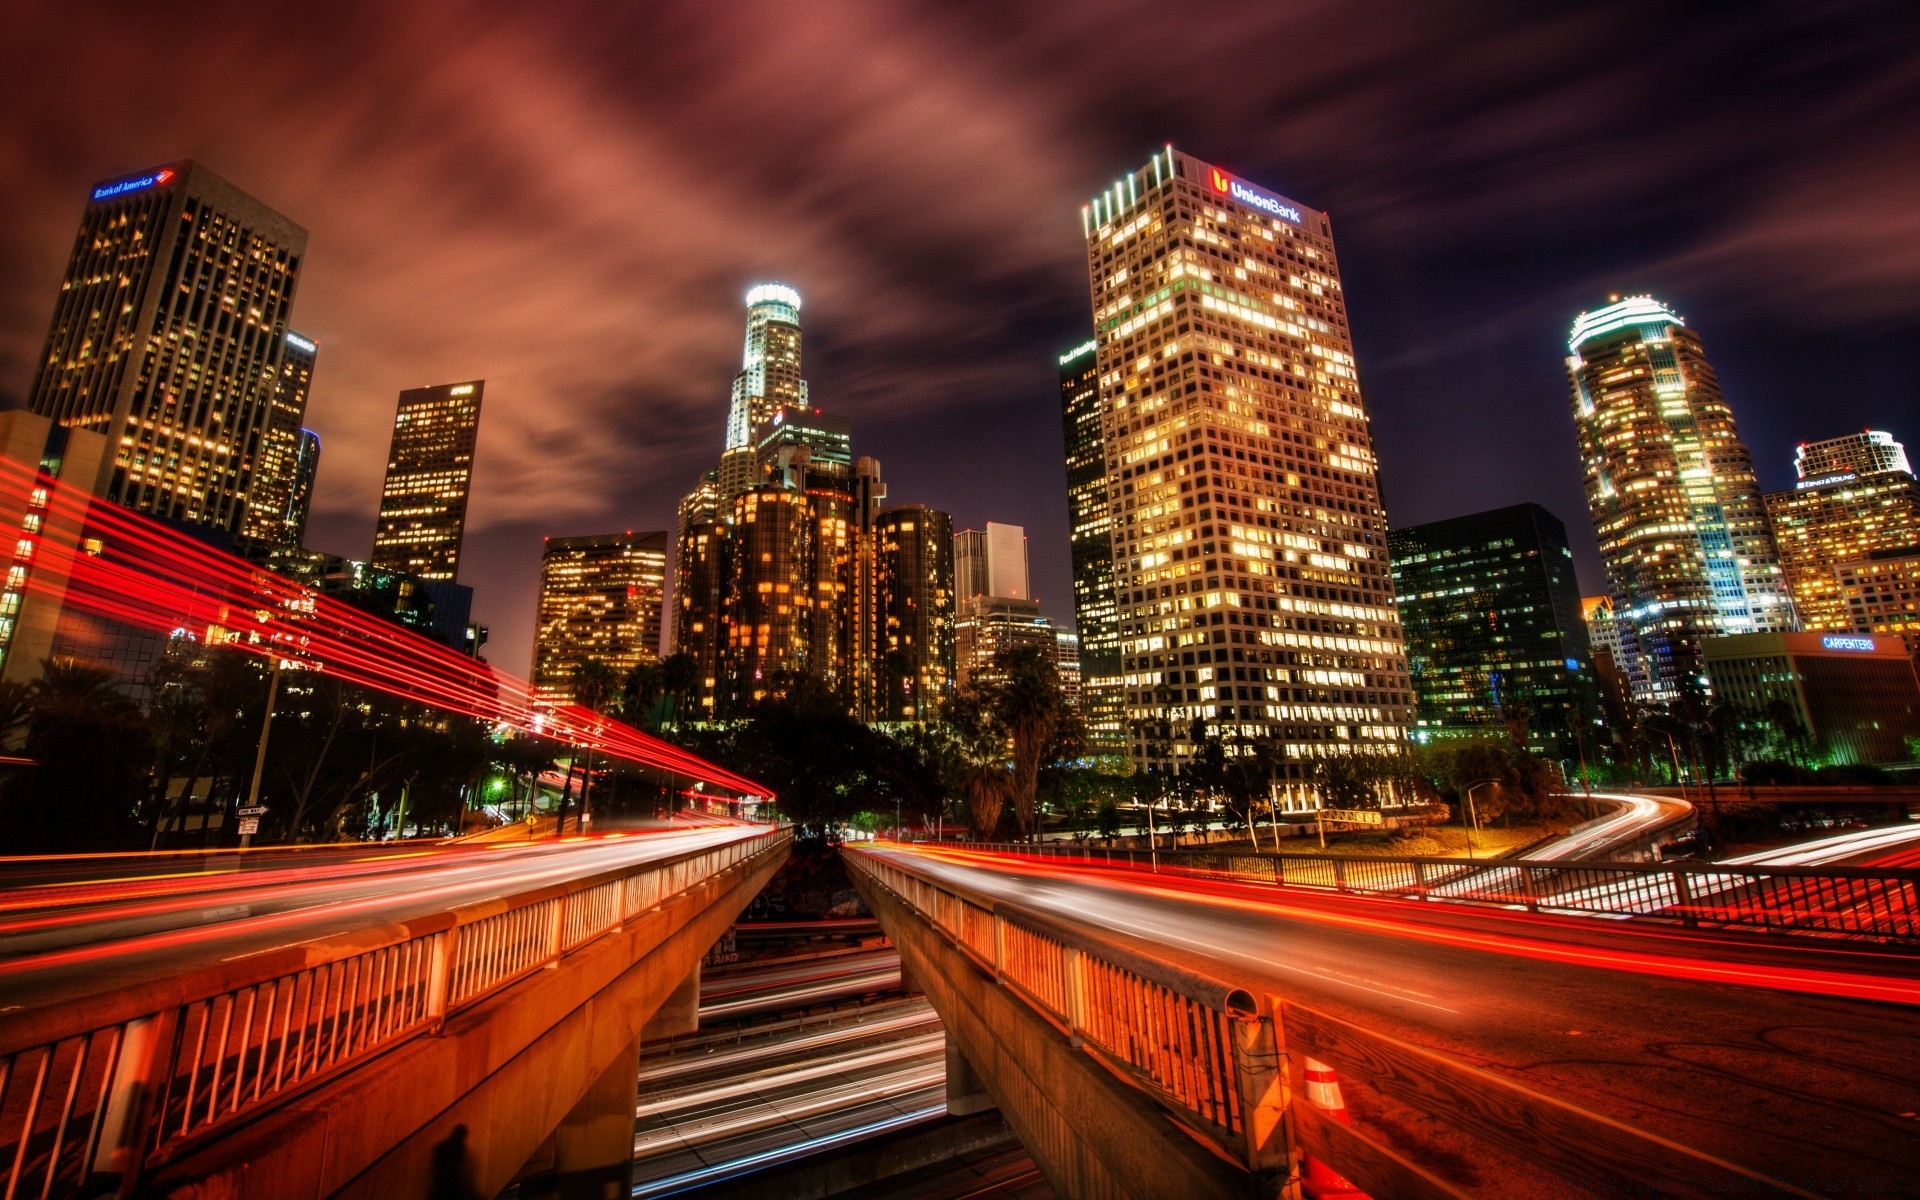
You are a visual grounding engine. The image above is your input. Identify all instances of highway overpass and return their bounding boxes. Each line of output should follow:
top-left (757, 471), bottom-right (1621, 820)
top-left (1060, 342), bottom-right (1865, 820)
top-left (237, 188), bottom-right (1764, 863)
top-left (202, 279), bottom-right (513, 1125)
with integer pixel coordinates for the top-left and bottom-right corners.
top-left (847, 841), bottom-right (1920, 1198)
top-left (0, 823), bottom-right (789, 1199)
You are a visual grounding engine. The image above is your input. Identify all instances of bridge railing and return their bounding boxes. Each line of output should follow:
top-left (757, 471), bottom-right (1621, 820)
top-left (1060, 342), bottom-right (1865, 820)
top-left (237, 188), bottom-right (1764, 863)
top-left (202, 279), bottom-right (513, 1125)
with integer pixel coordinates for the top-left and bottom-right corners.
top-left (956, 840), bottom-right (1920, 942)
top-left (847, 845), bottom-right (1812, 1199)
top-left (0, 827), bottom-right (790, 1200)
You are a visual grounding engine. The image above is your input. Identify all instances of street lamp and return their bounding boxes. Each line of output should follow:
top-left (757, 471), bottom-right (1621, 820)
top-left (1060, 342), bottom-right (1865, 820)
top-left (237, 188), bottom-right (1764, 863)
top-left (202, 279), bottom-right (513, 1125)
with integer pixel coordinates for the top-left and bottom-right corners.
top-left (1462, 778), bottom-right (1497, 861)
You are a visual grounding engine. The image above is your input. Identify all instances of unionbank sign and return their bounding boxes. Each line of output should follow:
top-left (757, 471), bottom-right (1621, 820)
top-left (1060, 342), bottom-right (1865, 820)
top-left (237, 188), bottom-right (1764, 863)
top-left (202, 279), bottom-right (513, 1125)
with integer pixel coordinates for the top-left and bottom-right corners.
top-left (1208, 167), bottom-right (1302, 224)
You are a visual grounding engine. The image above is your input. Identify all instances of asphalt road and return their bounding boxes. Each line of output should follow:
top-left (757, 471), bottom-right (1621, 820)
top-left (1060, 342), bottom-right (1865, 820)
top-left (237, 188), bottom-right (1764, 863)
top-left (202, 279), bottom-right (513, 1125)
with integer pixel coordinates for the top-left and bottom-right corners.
top-left (0, 824), bottom-right (764, 1017)
top-left (872, 844), bottom-right (1920, 1199)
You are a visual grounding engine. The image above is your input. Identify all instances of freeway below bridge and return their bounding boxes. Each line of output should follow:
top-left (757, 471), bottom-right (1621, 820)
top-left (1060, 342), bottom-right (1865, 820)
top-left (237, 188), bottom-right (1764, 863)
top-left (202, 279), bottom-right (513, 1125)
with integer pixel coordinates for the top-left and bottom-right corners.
top-left (851, 841), bottom-right (1920, 1198)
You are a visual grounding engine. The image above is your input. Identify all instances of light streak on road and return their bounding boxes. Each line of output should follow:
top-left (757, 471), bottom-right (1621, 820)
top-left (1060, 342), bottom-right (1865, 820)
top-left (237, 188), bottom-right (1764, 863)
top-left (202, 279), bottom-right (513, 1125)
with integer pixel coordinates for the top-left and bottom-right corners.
top-left (1524, 790), bottom-right (1692, 860)
top-left (0, 825), bottom-right (765, 1012)
top-left (698, 948), bottom-right (902, 1021)
top-left (1721, 823), bottom-right (1920, 867)
top-left (873, 843), bottom-right (1920, 1195)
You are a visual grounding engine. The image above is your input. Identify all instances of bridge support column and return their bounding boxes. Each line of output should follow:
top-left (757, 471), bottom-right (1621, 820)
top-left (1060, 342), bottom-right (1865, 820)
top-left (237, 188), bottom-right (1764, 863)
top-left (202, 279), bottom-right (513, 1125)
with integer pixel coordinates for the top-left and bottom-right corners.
top-left (642, 959), bottom-right (701, 1039)
top-left (523, 1032), bottom-right (641, 1200)
top-left (945, 1033), bottom-right (997, 1116)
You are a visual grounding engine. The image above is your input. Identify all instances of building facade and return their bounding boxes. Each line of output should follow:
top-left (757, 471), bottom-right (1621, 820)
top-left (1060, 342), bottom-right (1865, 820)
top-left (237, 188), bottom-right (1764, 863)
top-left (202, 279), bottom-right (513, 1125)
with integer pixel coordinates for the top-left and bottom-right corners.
top-left (1387, 504), bottom-right (1600, 760)
top-left (1836, 548), bottom-right (1920, 650)
top-left (1566, 295), bottom-right (1794, 704)
top-left (1765, 431), bottom-right (1920, 633)
top-left (1059, 338), bottom-right (1125, 752)
top-left (1078, 146), bottom-right (1412, 782)
top-left (955, 595), bottom-right (1058, 692)
top-left (371, 380), bottom-right (484, 581)
top-left (27, 161), bottom-right (307, 537)
top-left (531, 531), bottom-right (667, 706)
top-left (243, 330), bottom-right (318, 547)
top-left (719, 284), bottom-right (807, 499)
top-left (871, 505), bottom-right (955, 721)
top-left (0, 412), bottom-right (116, 686)
top-left (954, 522), bottom-right (1030, 602)
top-left (283, 429), bottom-right (320, 549)
top-left (1703, 632), bottom-right (1920, 766)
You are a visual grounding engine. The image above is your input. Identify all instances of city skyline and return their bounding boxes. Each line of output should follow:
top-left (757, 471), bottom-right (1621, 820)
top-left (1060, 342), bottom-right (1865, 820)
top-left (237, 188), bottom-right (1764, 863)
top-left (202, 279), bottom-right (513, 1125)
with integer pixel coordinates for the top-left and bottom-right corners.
top-left (1, 4), bottom-right (1915, 672)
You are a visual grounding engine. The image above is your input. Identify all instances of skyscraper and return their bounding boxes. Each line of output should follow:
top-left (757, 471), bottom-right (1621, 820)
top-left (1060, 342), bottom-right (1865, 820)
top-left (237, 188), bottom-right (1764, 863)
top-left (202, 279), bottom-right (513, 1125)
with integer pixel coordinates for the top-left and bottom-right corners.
top-left (955, 596), bottom-right (1058, 691)
top-left (1567, 295), bottom-right (1793, 703)
top-left (27, 161), bottom-right (307, 536)
top-left (954, 522), bottom-right (1030, 601)
top-left (1059, 338), bottom-right (1125, 752)
top-left (1765, 431), bottom-right (1920, 632)
top-left (871, 505), bottom-right (955, 721)
top-left (282, 429), bottom-right (321, 549)
top-left (1387, 504), bottom-right (1599, 759)
top-left (1078, 147), bottom-right (1411, 780)
top-left (719, 285), bottom-right (807, 498)
top-left (371, 380), bottom-right (484, 581)
top-left (531, 531), bottom-right (667, 706)
top-left (243, 330), bottom-right (318, 547)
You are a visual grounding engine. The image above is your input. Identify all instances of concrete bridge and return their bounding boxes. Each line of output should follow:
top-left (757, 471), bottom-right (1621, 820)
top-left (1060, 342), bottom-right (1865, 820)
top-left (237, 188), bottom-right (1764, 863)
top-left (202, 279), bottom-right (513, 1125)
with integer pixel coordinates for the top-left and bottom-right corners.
top-left (0, 825), bottom-right (790, 1199)
top-left (848, 842), bottom-right (1920, 1199)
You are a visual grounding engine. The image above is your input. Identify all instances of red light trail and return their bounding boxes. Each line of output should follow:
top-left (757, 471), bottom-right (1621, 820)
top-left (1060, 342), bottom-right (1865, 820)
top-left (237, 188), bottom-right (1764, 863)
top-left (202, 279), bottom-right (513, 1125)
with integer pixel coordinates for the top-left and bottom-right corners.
top-left (4, 460), bottom-right (767, 800)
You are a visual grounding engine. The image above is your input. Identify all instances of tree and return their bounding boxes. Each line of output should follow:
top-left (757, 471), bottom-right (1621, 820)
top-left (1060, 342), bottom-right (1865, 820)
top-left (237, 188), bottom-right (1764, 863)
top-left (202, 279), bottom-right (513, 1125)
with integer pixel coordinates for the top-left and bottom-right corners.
top-left (985, 646), bottom-right (1068, 840)
top-left (947, 686), bottom-right (1011, 838)
top-left (5, 661), bottom-right (153, 851)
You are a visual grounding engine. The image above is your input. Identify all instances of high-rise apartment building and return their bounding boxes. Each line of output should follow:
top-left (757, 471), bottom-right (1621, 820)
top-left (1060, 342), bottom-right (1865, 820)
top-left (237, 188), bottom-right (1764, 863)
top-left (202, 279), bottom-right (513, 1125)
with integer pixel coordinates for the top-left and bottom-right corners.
top-left (1566, 295), bottom-right (1794, 703)
top-left (243, 331), bottom-right (318, 546)
top-left (1078, 147), bottom-right (1411, 779)
top-left (27, 161), bottom-right (307, 536)
top-left (719, 285), bottom-right (807, 498)
top-left (1387, 504), bottom-right (1599, 759)
top-left (530, 531), bottom-right (667, 706)
top-left (1059, 339), bottom-right (1125, 751)
top-left (954, 522), bottom-right (1030, 602)
top-left (1765, 431), bottom-right (1920, 633)
top-left (674, 516), bottom-right (731, 717)
top-left (871, 505), bottom-right (955, 721)
top-left (371, 380), bottom-right (484, 581)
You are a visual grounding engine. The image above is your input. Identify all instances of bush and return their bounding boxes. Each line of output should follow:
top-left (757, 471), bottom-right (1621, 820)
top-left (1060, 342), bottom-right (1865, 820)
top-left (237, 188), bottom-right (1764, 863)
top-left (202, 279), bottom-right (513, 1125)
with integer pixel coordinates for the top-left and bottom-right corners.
top-left (1739, 759), bottom-right (1815, 786)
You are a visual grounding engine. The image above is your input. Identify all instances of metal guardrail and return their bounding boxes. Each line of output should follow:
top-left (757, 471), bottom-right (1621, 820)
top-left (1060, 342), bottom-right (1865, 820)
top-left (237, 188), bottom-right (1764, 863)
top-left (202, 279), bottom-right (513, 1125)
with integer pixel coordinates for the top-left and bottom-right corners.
top-left (957, 840), bottom-right (1920, 942)
top-left (846, 846), bottom-right (1816, 1199)
top-left (0, 828), bottom-right (790, 1199)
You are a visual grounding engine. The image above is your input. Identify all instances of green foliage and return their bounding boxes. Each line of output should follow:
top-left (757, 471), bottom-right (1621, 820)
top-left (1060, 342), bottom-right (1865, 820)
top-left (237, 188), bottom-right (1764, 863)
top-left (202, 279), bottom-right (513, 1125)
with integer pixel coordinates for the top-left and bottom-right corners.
top-left (1414, 735), bottom-right (1569, 825)
top-left (4, 662), bottom-right (153, 851)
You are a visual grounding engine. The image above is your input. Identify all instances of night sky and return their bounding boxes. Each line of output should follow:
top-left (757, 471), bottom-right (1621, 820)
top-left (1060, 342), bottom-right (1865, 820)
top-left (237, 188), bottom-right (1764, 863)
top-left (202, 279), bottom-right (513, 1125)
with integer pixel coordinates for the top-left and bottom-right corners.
top-left (2, 1), bottom-right (1915, 675)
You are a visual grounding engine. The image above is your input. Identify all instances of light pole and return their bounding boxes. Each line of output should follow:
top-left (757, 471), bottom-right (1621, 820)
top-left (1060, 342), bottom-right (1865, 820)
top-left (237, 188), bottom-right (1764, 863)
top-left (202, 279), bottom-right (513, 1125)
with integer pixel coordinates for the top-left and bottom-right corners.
top-left (1462, 778), bottom-right (1496, 861)
top-left (240, 658), bottom-right (284, 849)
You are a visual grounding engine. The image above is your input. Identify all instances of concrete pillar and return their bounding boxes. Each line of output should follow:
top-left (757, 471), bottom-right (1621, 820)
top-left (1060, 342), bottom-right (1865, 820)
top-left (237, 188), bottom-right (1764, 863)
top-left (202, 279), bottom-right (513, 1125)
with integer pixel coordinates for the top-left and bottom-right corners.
top-left (945, 1033), bottom-right (997, 1117)
top-left (641, 960), bottom-right (701, 1040)
top-left (522, 1033), bottom-right (640, 1200)
top-left (897, 951), bottom-right (921, 996)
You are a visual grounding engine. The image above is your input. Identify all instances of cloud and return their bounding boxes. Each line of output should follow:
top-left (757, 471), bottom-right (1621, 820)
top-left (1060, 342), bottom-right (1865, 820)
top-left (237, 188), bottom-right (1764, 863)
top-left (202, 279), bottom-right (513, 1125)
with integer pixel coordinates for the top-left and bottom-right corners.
top-left (1, 0), bottom-right (1915, 669)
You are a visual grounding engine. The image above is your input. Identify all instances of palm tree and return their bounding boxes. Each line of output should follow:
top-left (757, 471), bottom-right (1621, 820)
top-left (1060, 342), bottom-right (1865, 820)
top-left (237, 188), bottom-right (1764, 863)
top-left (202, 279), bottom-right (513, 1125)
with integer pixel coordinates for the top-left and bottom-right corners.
top-left (12, 661), bottom-right (152, 851)
top-left (988, 646), bottom-right (1068, 841)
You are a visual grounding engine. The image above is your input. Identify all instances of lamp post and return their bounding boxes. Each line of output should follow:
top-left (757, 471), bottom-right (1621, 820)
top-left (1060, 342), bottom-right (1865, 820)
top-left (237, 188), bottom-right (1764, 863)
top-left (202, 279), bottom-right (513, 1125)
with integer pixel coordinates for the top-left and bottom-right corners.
top-left (1462, 778), bottom-right (1497, 861)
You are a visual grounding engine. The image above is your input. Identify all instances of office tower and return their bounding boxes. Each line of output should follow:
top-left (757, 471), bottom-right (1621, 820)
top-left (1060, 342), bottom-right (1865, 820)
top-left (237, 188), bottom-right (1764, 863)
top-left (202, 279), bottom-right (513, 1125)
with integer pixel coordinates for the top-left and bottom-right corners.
top-left (1703, 632), bottom-right (1920, 766)
top-left (719, 285), bottom-right (808, 498)
top-left (1836, 549), bottom-right (1920, 648)
top-left (1053, 628), bottom-right (1084, 715)
top-left (954, 522), bottom-right (1030, 601)
top-left (1078, 146), bottom-right (1411, 779)
top-left (1387, 504), bottom-right (1600, 759)
top-left (27, 161), bottom-right (307, 536)
top-left (1764, 431), bottom-right (1920, 632)
top-left (1059, 338), bottom-right (1125, 752)
top-left (530, 531), bottom-right (667, 706)
top-left (1582, 596), bottom-right (1638, 721)
top-left (1567, 295), bottom-right (1793, 703)
top-left (371, 380), bottom-right (484, 581)
top-left (723, 487), bottom-right (814, 709)
top-left (955, 596), bottom-right (1058, 691)
top-left (674, 517), bottom-right (731, 718)
top-left (871, 505), bottom-right (956, 721)
top-left (1796, 431), bottom-right (1910, 480)
top-left (243, 331), bottom-right (318, 546)
top-left (0, 412), bottom-right (115, 685)
top-left (283, 430), bottom-right (321, 548)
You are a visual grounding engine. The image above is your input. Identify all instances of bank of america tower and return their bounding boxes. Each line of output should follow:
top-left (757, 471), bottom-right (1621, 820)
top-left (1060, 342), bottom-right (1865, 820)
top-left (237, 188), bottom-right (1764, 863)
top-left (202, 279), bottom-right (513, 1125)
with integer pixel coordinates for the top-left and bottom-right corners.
top-left (1078, 147), bottom-right (1411, 788)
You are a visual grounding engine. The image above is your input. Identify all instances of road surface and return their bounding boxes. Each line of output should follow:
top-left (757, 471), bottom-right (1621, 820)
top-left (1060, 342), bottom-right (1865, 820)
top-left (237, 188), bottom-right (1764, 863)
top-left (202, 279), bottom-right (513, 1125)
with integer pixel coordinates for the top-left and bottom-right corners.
top-left (869, 844), bottom-right (1920, 1198)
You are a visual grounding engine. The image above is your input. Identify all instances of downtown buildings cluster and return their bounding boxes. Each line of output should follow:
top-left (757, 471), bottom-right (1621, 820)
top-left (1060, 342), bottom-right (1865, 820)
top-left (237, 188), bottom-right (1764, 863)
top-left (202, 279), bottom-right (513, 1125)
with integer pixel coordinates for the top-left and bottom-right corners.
top-left (5, 149), bottom-right (1917, 796)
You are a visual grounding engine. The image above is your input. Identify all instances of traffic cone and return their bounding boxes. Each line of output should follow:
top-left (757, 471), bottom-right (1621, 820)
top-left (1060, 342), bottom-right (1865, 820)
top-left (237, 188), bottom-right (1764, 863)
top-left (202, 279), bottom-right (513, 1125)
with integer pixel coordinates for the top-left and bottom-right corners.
top-left (1300, 1056), bottom-right (1369, 1200)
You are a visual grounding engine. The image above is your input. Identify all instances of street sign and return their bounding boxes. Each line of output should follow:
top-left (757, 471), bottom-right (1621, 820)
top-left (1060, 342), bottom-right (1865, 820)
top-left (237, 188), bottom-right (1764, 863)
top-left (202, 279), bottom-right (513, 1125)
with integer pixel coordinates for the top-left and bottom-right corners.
top-left (238, 805), bottom-right (269, 817)
top-left (237, 817), bottom-right (261, 836)
top-left (1316, 808), bottom-right (1383, 827)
